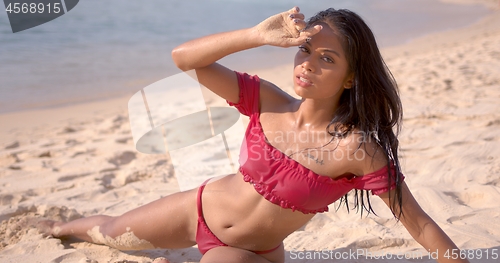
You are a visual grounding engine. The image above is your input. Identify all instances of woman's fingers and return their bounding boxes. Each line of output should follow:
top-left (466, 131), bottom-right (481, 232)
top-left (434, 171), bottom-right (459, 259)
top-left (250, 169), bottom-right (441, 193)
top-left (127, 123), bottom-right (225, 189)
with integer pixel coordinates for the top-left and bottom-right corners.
top-left (284, 6), bottom-right (323, 46)
top-left (286, 6), bottom-right (306, 32)
top-left (292, 18), bottom-right (307, 32)
top-left (288, 6), bottom-right (300, 14)
top-left (288, 13), bottom-right (305, 20)
top-left (303, 25), bottom-right (323, 37)
top-left (257, 6), bottom-right (321, 47)
top-left (292, 25), bottom-right (323, 45)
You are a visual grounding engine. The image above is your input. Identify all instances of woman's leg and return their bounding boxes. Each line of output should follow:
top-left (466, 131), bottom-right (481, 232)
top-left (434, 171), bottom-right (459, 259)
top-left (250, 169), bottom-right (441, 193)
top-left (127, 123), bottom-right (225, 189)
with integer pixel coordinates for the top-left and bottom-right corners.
top-left (38, 188), bottom-right (199, 250)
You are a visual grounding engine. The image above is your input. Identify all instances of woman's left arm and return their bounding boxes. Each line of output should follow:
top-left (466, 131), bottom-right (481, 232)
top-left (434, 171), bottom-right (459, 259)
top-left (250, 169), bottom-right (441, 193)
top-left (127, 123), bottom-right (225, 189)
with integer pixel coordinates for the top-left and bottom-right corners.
top-left (378, 183), bottom-right (470, 263)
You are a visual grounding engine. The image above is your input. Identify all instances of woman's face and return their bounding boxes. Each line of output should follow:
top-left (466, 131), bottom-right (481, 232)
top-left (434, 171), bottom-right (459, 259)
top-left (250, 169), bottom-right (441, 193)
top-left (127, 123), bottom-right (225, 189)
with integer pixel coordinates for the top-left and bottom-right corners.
top-left (293, 22), bottom-right (353, 101)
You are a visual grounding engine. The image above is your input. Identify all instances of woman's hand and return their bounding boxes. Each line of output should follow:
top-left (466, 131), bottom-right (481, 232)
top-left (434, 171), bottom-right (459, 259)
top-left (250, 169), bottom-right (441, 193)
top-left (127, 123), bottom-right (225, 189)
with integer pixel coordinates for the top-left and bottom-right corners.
top-left (379, 184), bottom-right (471, 263)
top-left (254, 6), bottom-right (322, 47)
top-left (172, 6), bottom-right (320, 71)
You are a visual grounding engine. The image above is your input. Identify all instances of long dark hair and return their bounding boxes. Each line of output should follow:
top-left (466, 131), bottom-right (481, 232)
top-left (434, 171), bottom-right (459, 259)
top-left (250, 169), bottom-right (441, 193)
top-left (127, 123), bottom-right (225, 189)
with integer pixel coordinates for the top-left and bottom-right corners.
top-left (306, 9), bottom-right (404, 219)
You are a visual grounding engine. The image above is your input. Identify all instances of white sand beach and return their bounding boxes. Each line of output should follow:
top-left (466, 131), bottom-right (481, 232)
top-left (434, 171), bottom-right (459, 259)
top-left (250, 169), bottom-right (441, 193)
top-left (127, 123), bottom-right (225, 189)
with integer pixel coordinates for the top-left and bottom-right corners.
top-left (0, 1), bottom-right (499, 262)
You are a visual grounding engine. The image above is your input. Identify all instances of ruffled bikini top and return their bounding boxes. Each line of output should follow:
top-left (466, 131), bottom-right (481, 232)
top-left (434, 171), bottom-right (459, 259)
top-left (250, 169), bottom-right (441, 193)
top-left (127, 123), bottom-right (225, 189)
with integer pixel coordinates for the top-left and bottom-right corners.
top-left (227, 72), bottom-right (404, 214)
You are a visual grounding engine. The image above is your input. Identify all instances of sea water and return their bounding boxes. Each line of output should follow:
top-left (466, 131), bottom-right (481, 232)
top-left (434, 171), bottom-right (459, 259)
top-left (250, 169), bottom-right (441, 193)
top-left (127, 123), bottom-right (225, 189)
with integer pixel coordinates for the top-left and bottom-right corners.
top-left (0, 0), bottom-right (491, 113)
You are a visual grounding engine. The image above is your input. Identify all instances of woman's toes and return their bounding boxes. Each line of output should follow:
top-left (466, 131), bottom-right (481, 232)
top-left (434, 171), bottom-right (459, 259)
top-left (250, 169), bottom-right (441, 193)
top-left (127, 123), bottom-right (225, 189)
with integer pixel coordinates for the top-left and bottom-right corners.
top-left (36, 220), bottom-right (62, 237)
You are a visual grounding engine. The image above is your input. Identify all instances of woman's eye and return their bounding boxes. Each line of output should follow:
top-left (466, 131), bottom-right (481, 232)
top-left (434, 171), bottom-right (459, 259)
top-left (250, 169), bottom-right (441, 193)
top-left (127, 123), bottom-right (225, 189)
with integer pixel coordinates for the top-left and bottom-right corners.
top-left (298, 46), bottom-right (309, 53)
top-left (322, 57), bottom-right (334, 63)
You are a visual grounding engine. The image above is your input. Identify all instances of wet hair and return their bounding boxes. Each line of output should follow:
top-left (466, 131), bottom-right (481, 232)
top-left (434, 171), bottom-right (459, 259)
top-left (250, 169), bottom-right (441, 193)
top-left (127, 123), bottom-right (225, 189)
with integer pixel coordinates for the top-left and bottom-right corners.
top-left (306, 9), bottom-right (404, 219)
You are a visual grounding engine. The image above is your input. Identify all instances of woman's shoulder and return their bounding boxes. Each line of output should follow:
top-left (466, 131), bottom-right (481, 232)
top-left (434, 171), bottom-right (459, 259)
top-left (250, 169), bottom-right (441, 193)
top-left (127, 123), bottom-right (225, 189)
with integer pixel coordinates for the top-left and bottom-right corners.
top-left (338, 129), bottom-right (388, 177)
top-left (259, 78), bottom-right (297, 112)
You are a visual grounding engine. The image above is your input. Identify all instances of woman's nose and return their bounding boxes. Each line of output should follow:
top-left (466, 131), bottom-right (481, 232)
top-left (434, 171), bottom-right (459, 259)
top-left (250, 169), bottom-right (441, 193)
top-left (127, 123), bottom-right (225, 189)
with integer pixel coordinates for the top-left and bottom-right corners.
top-left (301, 59), bottom-right (314, 72)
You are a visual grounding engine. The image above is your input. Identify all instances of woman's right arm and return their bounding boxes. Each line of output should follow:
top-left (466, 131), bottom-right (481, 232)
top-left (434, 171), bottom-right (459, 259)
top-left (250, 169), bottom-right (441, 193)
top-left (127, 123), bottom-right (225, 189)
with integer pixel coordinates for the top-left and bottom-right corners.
top-left (171, 27), bottom-right (264, 103)
top-left (171, 7), bottom-right (321, 103)
top-left (171, 27), bottom-right (263, 72)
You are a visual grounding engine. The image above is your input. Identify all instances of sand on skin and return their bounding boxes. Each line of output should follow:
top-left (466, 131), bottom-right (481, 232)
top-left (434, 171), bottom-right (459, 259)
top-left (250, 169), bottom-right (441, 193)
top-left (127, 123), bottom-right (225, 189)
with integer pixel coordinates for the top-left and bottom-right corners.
top-left (0, 1), bottom-right (499, 262)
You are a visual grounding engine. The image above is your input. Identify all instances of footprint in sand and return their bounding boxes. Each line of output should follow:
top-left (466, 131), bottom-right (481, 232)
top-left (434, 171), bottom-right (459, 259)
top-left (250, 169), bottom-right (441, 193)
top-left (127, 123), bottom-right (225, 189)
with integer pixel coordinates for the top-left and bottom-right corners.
top-left (485, 165), bottom-right (500, 186)
top-left (57, 172), bottom-right (94, 182)
top-left (444, 141), bottom-right (473, 148)
top-left (0, 193), bottom-right (27, 206)
top-left (65, 139), bottom-right (82, 146)
top-left (59, 127), bottom-right (81, 134)
top-left (486, 179), bottom-right (500, 187)
top-left (107, 151), bottom-right (137, 167)
top-left (443, 191), bottom-right (468, 206)
top-left (111, 115), bottom-right (126, 130)
top-left (113, 115), bottom-right (126, 122)
top-left (100, 170), bottom-right (152, 189)
top-left (0, 153), bottom-right (20, 169)
top-left (444, 188), bottom-right (500, 209)
top-left (71, 148), bottom-right (96, 158)
top-left (100, 151), bottom-right (158, 189)
top-left (447, 213), bottom-right (475, 225)
top-left (38, 151), bottom-right (51, 158)
top-left (486, 119), bottom-right (500, 126)
top-left (347, 237), bottom-right (413, 250)
top-left (4, 141), bottom-right (20, 150)
top-left (115, 137), bottom-right (133, 144)
top-left (94, 115), bottom-right (127, 134)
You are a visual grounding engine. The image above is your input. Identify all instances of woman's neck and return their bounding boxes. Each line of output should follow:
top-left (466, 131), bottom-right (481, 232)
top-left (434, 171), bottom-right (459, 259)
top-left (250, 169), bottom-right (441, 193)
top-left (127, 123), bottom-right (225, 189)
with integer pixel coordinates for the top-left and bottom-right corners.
top-left (292, 98), bottom-right (339, 130)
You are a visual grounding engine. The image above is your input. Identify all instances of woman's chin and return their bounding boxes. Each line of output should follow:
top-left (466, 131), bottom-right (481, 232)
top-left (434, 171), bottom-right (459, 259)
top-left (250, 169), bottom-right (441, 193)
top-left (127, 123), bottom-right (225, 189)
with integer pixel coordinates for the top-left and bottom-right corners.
top-left (293, 86), bottom-right (307, 98)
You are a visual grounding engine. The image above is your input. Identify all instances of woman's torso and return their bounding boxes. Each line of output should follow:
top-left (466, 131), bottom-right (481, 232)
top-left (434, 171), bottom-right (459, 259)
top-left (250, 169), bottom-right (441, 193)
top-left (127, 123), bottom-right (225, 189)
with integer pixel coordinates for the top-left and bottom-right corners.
top-left (200, 101), bottom-right (358, 251)
top-left (197, 72), bottom-right (392, 252)
top-left (201, 172), bottom-right (314, 251)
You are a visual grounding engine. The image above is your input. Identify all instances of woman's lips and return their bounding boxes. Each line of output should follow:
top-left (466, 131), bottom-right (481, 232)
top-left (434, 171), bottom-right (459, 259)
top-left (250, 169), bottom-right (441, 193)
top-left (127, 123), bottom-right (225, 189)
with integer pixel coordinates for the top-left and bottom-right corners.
top-left (296, 75), bottom-right (313, 87)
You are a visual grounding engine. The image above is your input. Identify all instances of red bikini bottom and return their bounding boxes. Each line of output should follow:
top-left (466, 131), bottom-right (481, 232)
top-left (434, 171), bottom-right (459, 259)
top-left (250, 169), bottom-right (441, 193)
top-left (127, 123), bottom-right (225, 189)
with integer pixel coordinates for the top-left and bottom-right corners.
top-left (196, 179), bottom-right (281, 255)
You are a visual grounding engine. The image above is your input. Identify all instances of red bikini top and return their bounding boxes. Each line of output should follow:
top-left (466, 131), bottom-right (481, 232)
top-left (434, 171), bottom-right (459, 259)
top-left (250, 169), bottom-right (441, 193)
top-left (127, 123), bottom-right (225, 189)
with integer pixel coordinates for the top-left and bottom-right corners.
top-left (227, 72), bottom-right (404, 214)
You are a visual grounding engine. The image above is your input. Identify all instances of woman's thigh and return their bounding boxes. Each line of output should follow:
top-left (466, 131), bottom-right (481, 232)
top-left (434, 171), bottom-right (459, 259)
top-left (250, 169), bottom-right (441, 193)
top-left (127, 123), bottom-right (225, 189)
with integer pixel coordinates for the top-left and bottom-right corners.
top-left (103, 187), bottom-right (199, 249)
top-left (200, 246), bottom-right (285, 263)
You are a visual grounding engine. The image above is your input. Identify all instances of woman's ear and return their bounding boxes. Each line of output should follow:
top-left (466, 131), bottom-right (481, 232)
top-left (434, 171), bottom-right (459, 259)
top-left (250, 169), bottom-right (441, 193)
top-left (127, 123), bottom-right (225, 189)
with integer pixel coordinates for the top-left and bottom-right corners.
top-left (344, 73), bottom-right (355, 89)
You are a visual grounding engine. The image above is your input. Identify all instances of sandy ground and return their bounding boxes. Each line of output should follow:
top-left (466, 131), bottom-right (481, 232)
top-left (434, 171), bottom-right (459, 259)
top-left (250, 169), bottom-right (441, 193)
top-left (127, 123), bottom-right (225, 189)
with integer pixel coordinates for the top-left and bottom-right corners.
top-left (0, 1), bottom-right (499, 262)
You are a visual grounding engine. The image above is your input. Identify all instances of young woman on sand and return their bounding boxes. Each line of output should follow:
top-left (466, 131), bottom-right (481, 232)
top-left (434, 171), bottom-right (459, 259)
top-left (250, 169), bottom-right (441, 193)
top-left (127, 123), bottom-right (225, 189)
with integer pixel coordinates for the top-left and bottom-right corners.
top-left (39, 7), bottom-right (469, 263)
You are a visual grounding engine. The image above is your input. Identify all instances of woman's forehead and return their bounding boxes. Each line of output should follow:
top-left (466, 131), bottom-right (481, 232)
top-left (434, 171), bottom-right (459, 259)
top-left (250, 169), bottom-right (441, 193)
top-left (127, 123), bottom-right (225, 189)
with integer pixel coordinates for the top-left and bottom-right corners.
top-left (307, 22), bottom-right (346, 54)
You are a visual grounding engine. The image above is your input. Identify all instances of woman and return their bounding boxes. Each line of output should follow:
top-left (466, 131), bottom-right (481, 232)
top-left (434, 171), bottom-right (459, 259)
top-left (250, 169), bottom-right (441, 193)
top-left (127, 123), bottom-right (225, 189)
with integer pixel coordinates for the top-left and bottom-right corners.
top-left (39, 7), bottom-right (469, 263)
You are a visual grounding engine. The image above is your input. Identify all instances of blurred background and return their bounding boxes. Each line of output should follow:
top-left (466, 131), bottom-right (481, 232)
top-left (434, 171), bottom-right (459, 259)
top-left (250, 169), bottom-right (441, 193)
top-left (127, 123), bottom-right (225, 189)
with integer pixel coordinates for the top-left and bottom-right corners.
top-left (0, 0), bottom-right (491, 113)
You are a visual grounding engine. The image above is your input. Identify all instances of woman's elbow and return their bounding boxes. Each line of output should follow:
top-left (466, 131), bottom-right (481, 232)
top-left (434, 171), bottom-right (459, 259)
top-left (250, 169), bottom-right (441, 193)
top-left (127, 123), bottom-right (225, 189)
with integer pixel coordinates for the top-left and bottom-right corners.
top-left (171, 47), bottom-right (190, 71)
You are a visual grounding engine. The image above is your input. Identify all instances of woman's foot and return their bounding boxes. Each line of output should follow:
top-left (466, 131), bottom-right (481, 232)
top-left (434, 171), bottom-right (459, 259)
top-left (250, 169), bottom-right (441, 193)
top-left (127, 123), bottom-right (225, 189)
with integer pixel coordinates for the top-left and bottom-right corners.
top-left (36, 220), bottom-right (64, 237)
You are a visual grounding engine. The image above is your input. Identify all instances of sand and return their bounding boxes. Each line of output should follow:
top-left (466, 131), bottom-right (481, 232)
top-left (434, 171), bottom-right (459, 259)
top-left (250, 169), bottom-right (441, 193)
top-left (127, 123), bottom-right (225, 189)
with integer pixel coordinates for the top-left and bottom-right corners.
top-left (1, 1), bottom-right (499, 262)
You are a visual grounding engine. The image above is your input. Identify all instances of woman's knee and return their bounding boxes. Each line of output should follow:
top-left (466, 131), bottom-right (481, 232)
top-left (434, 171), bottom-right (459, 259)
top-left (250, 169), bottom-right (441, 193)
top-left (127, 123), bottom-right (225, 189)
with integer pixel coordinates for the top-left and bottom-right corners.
top-left (98, 215), bottom-right (120, 237)
top-left (92, 215), bottom-right (157, 250)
